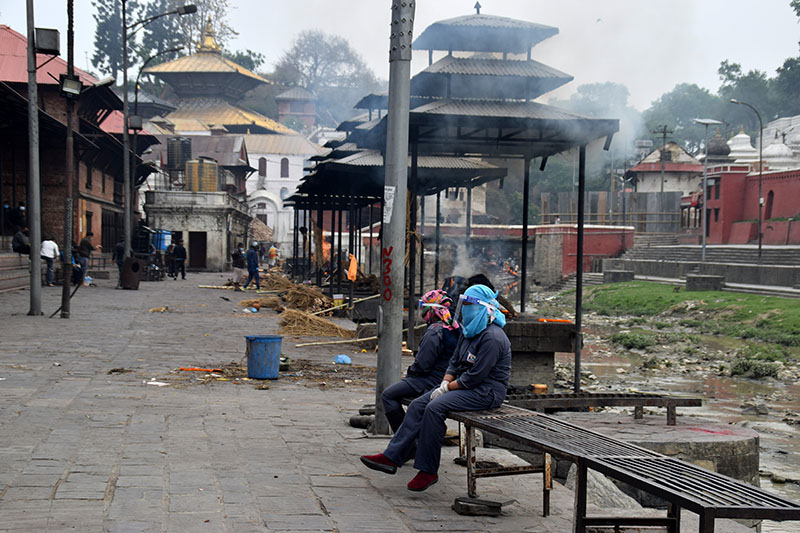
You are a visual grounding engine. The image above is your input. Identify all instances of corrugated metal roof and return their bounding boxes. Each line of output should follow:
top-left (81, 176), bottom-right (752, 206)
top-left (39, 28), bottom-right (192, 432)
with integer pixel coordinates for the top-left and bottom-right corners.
top-left (144, 50), bottom-right (268, 84)
top-left (411, 99), bottom-right (587, 121)
top-left (423, 55), bottom-right (572, 79)
top-left (242, 134), bottom-right (326, 156)
top-left (0, 25), bottom-right (96, 85)
top-left (276, 87), bottom-right (316, 101)
top-left (146, 134), bottom-right (251, 168)
top-left (336, 150), bottom-right (501, 170)
top-left (412, 14), bottom-right (558, 53)
top-left (165, 100), bottom-right (297, 135)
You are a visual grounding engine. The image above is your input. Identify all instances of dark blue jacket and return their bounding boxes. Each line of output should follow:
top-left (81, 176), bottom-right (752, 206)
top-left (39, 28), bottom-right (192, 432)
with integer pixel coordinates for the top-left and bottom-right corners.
top-left (246, 248), bottom-right (259, 272)
top-left (446, 323), bottom-right (511, 401)
top-left (404, 323), bottom-right (459, 393)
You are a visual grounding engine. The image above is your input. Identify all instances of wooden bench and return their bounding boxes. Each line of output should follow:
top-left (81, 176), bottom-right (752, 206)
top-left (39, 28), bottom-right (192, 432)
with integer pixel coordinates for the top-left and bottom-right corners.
top-left (448, 405), bottom-right (800, 533)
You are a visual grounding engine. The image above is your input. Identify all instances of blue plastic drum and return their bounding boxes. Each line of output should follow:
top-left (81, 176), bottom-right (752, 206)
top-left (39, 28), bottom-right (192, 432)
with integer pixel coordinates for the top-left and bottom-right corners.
top-left (245, 335), bottom-right (282, 379)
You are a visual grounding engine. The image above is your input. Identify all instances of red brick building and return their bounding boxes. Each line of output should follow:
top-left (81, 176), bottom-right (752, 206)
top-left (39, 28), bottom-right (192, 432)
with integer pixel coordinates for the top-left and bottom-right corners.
top-left (705, 164), bottom-right (800, 245)
top-left (0, 25), bottom-right (157, 253)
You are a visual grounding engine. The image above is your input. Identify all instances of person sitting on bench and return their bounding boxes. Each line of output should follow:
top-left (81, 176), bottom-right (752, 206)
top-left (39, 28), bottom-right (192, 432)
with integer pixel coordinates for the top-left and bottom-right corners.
top-left (361, 284), bottom-right (511, 492)
top-left (381, 289), bottom-right (460, 433)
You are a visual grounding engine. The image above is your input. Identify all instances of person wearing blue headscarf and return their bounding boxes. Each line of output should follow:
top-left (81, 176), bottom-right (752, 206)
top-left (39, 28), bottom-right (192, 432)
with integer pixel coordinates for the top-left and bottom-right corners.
top-left (360, 284), bottom-right (511, 492)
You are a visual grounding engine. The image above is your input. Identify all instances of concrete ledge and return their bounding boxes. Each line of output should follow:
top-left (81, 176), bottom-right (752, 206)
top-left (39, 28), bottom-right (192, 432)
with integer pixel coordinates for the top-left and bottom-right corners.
top-left (686, 274), bottom-right (724, 291)
top-left (603, 270), bottom-right (634, 283)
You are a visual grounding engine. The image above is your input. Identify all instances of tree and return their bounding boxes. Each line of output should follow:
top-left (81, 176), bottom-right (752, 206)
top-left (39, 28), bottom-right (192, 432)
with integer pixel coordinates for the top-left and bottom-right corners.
top-left (92, 0), bottom-right (141, 80)
top-left (717, 60), bottom-right (777, 125)
top-left (224, 49), bottom-right (265, 72)
top-left (273, 30), bottom-right (378, 93)
top-left (773, 57), bottom-right (800, 117)
top-left (137, 0), bottom-right (185, 66)
top-left (643, 83), bottom-right (723, 154)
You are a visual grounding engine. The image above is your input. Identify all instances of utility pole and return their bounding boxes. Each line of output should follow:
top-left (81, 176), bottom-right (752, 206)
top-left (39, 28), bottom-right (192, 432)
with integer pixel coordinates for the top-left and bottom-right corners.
top-left (652, 125), bottom-right (672, 193)
top-left (61, 0), bottom-right (76, 318)
top-left (374, 1), bottom-right (415, 435)
top-left (26, 0), bottom-right (42, 316)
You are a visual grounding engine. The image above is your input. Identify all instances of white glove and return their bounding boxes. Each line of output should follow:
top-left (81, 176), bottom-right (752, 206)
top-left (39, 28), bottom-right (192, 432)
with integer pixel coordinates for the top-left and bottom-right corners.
top-left (430, 381), bottom-right (450, 401)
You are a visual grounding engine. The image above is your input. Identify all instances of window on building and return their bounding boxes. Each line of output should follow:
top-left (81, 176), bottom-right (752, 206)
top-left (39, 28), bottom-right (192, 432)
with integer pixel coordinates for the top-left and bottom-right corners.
top-left (86, 165), bottom-right (93, 190)
top-left (280, 187), bottom-right (289, 200)
top-left (714, 180), bottom-right (720, 200)
top-left (714, 208), bottom-right (719, 223)
top-left (101, 172), bottom-right (106, 194)
top-left (86, 211), bottom-right (93, 234)
top-left (258, 157), bottom-right (267, 176)
top-left (280, 158), bottom-right (289, 178)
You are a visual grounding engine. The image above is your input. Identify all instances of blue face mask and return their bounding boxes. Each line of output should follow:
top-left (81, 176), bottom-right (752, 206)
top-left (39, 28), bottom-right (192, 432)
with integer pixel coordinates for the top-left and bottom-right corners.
top-left (460, 303), bottom-right (488, 338)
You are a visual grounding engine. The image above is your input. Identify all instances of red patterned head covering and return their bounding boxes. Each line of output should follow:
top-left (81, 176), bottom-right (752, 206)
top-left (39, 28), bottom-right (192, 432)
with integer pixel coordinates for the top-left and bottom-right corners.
top-left (419, 289), bottom-right (458, 329)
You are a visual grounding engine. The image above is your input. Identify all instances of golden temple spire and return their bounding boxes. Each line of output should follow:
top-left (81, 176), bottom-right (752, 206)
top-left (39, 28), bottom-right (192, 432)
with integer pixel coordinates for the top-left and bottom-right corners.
top-left (198, 16), bottom-right (221, 53)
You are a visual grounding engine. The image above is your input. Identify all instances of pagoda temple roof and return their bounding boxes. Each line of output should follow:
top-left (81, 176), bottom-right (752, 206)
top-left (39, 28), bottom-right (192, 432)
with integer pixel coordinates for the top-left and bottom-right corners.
top-left (412, 13), bottom-right (558, 53)
top-left (164, 99), bottom-right (297, 135)
top-left (143, 18), bottom-right (270, 100)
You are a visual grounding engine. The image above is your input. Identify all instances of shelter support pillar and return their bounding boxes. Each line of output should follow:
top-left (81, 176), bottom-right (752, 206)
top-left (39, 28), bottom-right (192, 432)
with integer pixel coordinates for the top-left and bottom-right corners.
top-left (329, 208), bottom-right (335, 298)
top-left (407, 131), bottom-right (419, 351)
top-left (316, 203), bottom-right (323, 288)
top-left (574, 145), bottom-right (586, 393)
top-left (521, 157), bottom-right (531, 313)
top-left (435, 191), bottom-right (441, 288)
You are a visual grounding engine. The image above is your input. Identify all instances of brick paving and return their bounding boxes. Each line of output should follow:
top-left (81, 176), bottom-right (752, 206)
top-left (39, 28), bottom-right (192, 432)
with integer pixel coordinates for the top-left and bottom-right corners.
top-left (0, 274), bottom-right (751, 532)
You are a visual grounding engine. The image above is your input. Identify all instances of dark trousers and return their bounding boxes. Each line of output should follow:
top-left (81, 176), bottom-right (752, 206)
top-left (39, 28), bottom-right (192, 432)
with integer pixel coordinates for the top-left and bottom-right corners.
top-left (242, 270), bottom-right (260, 289)
top-left (175, 259), bottom-right (186, 279)
top-left (167, 259), bottom-right (176, 278)
top-left (42, 256), bottom-right (54, 285)
top-left (383, 388), bottom-right (498, 474)
top-left (381, 380), bottom-right (421, 415)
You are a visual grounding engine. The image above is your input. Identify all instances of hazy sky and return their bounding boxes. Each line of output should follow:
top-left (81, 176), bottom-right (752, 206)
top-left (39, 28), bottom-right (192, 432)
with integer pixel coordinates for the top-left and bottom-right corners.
top-left (4, 1), bottom-right (799, 110)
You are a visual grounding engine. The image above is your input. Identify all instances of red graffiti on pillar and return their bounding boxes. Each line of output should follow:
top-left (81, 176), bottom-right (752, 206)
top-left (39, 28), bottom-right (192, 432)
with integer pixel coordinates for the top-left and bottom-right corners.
top-left (382, 246), bottom-right (393, 301)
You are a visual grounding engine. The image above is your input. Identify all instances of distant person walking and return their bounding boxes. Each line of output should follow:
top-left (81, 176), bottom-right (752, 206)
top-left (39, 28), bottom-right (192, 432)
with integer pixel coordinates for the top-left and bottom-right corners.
top-left (173, 240), bottom-right (187, 280)
top-left (242, 242), bottom-right (260, 291)
top-left (40, 236), bottom-right (59, 286)
top-left (78, 232), bottom-right (99, 284)
top-left (231, 243), bottom-right (246, 285)
top-left (268, 242), bottom-right (279, 268)
top-left (165, 242), bottom-right (176, 279)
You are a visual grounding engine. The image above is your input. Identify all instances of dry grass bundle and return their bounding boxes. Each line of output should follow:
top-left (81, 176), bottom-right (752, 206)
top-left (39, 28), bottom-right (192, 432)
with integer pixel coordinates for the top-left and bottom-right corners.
top-left (284, 285), bottom-right (332, 313)
top-left (239, 296), bottom-right (283, 310)
top-left (261, 274), bottom-right (295, 291)
top-left (279, 309), bottom-right (356, 338)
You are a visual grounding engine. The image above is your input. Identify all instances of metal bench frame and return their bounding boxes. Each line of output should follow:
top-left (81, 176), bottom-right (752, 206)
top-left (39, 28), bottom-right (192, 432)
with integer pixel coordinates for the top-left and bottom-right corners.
top-left (448, 405), bottom-right (800, 533)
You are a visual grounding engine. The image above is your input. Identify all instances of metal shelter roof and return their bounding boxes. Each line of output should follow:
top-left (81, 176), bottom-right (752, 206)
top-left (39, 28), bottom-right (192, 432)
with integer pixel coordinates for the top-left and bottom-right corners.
top-left (350, 99), bottom-right (618, 159)
top-left (287, 151), bottom-right (506, 209)
top-left (412, 14), bottom-right (558, 54)
top-left (411, 55), bottom-right (573, 101)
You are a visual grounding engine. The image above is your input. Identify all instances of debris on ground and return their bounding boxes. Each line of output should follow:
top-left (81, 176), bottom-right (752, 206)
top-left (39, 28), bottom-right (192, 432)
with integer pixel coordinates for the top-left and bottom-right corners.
top-left (149, 307), bottom-right (168, 313)
top-left (239, 296), bottom-right (283, 311)
top-left (333, 354), bottom-right (352, 365)
top-left (179, 367), bottom-right (223, 373)
top-left (144, 378), bottom-right (169, 387)
top-left (279, 309), bottom-right (356, 338)
top-left (261, 274), bottom-right (296, 291)
top-left (107, 368), bottom-right (134, 375)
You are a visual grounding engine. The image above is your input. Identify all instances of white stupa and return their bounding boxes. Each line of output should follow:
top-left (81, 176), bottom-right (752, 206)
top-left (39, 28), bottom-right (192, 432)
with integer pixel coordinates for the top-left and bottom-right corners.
top-left (726, 127), bottom-right (759, 163)
top-left (762, 138), bottom-right (797, 170)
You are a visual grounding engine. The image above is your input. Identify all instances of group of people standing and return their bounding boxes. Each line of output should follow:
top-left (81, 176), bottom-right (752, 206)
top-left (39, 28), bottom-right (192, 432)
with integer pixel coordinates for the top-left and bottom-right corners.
top-left (360, 282), bottom-right (511, 492)
top-left (11, 225), bottom-right (98, 287)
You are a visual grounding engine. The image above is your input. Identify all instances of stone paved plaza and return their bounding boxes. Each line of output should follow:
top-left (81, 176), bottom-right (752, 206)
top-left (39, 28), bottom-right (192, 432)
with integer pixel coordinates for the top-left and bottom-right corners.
top-left (0, 274), bottom-right (754, 532)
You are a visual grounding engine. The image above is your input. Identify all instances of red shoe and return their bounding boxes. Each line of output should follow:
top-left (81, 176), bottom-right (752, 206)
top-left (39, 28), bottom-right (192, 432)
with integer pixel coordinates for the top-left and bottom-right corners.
top-left (360, 453), bottom-right (397, 475)
top-left (407, 471), bottom-right (438, 491)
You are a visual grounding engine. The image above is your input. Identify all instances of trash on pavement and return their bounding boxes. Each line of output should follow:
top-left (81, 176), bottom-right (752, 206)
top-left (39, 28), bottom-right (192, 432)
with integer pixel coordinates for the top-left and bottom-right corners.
top-left (144, 378), bottom-right (169, 387)
top-left (333, 354), bottom-right (352, 365)
top-left (179, 367), bottom-right (223, 373)
top-left (149, 307), bottom-right (168, 313)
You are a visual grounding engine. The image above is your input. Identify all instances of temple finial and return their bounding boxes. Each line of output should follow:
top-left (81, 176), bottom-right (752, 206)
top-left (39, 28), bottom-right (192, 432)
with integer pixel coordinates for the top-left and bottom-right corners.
top-left (474, 2), bottom-right (482, 14)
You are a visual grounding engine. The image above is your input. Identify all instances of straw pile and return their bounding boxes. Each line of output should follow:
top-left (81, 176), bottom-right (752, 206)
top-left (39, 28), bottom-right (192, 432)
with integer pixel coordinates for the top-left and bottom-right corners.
top-left (279, 309), bottom-right (356, 338)
top-left (239, 296), bottom-right (283, 310)
top-left (284, 285), bottom-right (331, 313)
top-left (261, 274), bottom-right (295, 291)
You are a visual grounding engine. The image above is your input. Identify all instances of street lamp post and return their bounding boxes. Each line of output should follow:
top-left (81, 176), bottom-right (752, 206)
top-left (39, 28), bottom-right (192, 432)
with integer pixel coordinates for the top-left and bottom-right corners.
top-left (122, 1), bottom-right (195, 258)
top-left (692, 118), bottom-right (723, 262)
top-left (730, 99), bottom-right (763, 262)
